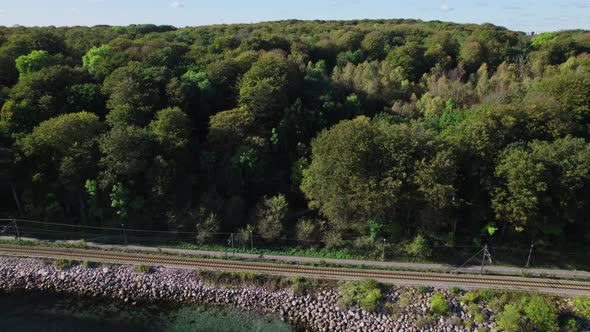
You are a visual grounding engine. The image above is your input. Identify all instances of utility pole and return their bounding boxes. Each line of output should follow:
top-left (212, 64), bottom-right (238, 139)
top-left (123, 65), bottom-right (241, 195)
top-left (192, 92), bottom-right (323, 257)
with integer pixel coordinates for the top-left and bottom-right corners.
top-left (121, 223), bottom-right (128, 245)
top-left (250, 230), bottom-right (253, 250)
top-left (382, 238), bottom-right (386, 262)
top-left (480, 244), bottom-right (492, 275)
top-left (526, 243), bottom-right (534, 268)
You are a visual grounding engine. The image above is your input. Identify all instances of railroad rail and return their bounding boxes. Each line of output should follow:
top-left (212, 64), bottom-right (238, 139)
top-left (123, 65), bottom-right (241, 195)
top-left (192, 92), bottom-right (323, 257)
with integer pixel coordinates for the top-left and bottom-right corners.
top-left (1, 244), bottom-right (589, 296)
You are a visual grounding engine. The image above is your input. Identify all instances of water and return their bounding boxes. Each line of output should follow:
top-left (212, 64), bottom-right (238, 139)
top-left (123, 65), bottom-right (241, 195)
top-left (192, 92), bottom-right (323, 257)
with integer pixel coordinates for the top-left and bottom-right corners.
top-left (0, 292), bottom-right (292, 332)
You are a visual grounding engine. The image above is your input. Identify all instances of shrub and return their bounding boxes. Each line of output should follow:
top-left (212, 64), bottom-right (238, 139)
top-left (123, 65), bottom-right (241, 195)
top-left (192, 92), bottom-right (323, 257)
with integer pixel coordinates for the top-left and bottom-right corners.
top-left (323, 230), bottom-right (344, 250)
top-left (290, 276), bottom-right (320, 295)
top-left (522, 295), bottom-right (559, 332)
top-left (461, 291), bottom-right (479, 304)
top-left (572, 297), bottom-right (590, 320)
top-left (403, 234), bottom-right (432, 259)
top-left (477, 289), bottom-right (499, 301)
top-left (561, 317), bottom-right (578, 332)
top-left (82, 260), bottom-right (94, 268)
top-left (134, 264), bottom-right (151, 273)
top-left (399, 293), bottom-right (412, 306)
top-left (496, 304), bottom-right (522, 332)
top-left (415, 315), bottom-right (435, 329)
top-left (338, 279), bottom-right (383, 312)
top-left (448, 286), bottom-right (462, 294)
top-left (54, 259), bottom-right (75, 270)
top-left (429, 293), bottom-right (450, 316)
top-left (416, 285), bottom-right (430, 293)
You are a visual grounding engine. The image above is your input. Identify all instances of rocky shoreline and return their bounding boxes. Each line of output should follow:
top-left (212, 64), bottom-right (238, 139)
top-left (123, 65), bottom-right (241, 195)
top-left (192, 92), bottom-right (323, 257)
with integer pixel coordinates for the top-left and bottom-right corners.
top-left (0, 256), bottom-right (505, 331)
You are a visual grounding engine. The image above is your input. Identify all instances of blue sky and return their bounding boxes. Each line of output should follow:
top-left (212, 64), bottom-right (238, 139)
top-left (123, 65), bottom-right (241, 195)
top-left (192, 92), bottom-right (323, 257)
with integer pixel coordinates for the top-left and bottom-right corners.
top-left (0, 0), bottom-right (588, 32)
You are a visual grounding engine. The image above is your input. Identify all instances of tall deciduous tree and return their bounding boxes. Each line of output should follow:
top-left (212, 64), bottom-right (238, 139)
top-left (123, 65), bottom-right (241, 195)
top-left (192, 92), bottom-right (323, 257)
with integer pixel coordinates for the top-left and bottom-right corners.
top-left (239, 52), bottom-right (293, 129)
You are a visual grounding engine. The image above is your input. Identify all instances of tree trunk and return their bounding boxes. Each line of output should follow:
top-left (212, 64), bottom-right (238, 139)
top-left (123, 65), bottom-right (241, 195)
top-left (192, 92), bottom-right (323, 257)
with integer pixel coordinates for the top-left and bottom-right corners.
top-left (10, 182), bottom-right (23, 217)
top-left (500, 222), bottom-right (508, 239)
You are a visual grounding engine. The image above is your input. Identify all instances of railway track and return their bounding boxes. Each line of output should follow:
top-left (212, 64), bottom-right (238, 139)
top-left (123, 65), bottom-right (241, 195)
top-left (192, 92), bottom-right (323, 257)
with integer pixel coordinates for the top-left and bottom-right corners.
top-left (1, 244), bottom-right (589, 296)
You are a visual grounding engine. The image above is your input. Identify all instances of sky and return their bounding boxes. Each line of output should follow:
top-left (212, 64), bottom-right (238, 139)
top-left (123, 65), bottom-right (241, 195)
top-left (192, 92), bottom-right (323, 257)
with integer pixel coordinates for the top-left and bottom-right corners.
top-left (0, 0), bottom-right (588, 32)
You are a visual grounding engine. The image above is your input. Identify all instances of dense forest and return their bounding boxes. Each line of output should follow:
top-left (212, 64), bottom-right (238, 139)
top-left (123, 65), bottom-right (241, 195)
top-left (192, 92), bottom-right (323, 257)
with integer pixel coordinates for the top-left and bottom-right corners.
top-left (0, 19), bottom-right (589, 257)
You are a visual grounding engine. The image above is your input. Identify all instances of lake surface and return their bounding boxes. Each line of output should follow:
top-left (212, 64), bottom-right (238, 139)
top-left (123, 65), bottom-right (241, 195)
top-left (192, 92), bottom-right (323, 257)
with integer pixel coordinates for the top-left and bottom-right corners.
top-left (0, 292), bottom-right (292, 332)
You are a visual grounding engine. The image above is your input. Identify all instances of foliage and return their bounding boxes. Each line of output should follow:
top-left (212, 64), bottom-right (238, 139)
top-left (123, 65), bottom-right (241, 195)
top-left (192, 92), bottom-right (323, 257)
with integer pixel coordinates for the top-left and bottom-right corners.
top-left (338, 279), bottom-right (383, 312)
top-left (1, 21), bottom-right (589, 260)
top-left (296, 217), bottom-right (319, 244)
top-left (521, 295), bottom-right (559, 332)
top-left (416, 285), bottom-right (430, 294)
top-left (148, 107), bottom-right (190, 150)
top-left (15, 50), bottom-right (50, 76)
top-left (572, 297), bottom-right (590, 321)
top-left (54, 259), bottom-right (75, 270)
top-left (448, 286), bottom-right (461, 294)
top-left (196, 209), bottom-right (220, 243)
top-left (429, 293), bottom-right (450, 316)
top-left (134, 264), bottom-right (151, 273)
top-left (404, 235), bottom-right (432, 259)
top-left (82, 45), bottom-right (122, 79)
top-left (256, 194), bottom-right (288, 241)
top-left (460, 292), bottom-right (479, 304)
top-left (496, 304), bottom-right (523, 332)
top-left (290, 276), bottom-right (321, 295)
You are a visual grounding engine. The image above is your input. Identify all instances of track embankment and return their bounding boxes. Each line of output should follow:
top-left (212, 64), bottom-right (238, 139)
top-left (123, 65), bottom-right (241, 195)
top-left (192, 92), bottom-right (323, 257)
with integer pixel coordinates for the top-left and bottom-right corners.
top-left (1, 244), bottom-right (589, 296)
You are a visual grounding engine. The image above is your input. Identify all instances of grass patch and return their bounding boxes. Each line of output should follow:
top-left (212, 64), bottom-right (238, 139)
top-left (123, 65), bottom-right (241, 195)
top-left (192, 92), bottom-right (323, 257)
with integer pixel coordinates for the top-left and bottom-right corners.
top-left (195, 270), bottom-right (331, 293)
top-left (134, 264), bottom-right (151, 274)
top-left (82, 260), bottom-right (95, 268)
top-left (54, 259), bottom-right (75, 270)
top-left (416, 285), bottom-right (430, 293)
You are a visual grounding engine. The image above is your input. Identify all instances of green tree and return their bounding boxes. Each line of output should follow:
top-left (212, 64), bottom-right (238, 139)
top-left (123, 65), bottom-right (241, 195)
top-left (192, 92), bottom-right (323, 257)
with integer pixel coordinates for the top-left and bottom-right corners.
top-left (302, 117), bottom-right (432, 231)
top-left (98, 125), bottom-right (152, 188)
top-left (110, 182), bottom-right (143, 219)
top-left (83, 45), bottom-right (125, 79)
top-left (17, 112), bottom-right (104, 219)
top-left (102, 62), bottom-right (169, 126)
top-left (148, 107), bottom-right (191, 151)
top-left (256, 194), bottom-right (288, 241)
top-left (386, 42), bottom-right (427, 80)
top-left (361, 31), bottom-right (386, 59)
top-left (239, 52), bottom-right (293, 128)
top-left (196, 209), bottom-right (220, 243)
top-left (15, 50), bottom-right (50, 76)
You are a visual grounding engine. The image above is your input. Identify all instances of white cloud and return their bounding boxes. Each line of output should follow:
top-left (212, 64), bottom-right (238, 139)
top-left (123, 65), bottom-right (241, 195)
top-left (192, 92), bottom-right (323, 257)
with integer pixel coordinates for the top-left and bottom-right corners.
top-left (439, 4), bottom-right (453, 12)
top-left (70, 7), bottom-right (81, 14)
top-left (169, 1), bottom-right (184, 8)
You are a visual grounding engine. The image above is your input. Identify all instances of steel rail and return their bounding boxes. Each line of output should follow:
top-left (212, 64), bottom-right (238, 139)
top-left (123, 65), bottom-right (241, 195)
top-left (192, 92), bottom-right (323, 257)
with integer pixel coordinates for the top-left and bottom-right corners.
top-left (1, 244), bottom-right (589, 295)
